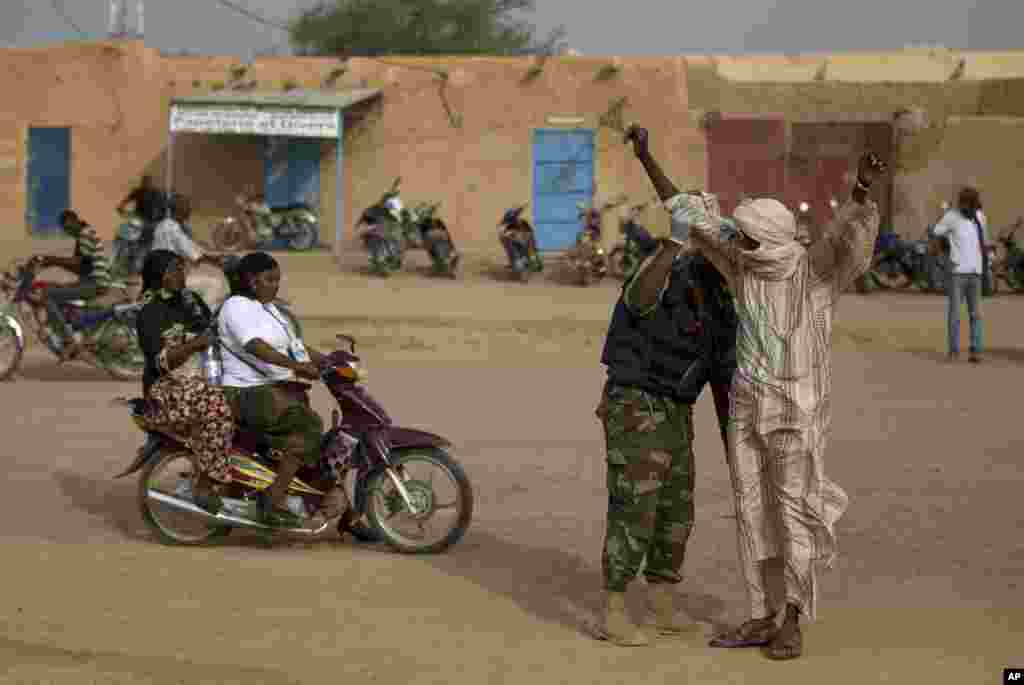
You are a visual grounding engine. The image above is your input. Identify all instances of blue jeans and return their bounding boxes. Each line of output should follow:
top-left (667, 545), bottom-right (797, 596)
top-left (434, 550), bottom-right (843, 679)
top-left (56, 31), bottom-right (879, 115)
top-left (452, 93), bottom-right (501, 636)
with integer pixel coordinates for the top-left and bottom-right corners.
top-left (946, 273), bottom-right (982, 355)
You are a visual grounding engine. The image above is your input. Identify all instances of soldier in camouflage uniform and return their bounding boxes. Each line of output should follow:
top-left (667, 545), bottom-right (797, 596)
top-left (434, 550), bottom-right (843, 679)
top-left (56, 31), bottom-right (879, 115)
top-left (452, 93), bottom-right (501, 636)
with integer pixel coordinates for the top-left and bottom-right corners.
top-left (595, 218), bottom-right (738, 646)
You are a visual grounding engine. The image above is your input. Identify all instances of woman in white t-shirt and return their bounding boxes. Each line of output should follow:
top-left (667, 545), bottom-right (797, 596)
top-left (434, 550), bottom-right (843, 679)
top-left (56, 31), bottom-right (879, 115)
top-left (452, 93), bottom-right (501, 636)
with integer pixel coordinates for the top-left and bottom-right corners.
top-left (931, 187), bottom-right (988, 363)
top-left (217, 252), bottom-right (344, 527)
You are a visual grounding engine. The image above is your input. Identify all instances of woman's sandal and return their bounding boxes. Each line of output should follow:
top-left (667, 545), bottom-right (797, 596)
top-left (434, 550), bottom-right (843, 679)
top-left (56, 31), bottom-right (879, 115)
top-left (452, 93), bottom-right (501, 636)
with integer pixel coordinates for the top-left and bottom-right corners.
top-left (708, 616), bottom-right (779, 648)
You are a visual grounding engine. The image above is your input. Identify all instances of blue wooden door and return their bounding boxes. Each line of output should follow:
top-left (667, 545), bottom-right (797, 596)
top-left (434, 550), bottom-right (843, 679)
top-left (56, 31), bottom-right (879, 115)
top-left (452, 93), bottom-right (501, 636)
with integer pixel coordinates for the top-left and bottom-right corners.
top-left (531, 129), bottom-right (594, 251)
top-left (288, 139), bottom-right (321, 208)
top-left (264, 138), bottom-right (321, 208)
top-left (26, 127), bottom-right (71, 237)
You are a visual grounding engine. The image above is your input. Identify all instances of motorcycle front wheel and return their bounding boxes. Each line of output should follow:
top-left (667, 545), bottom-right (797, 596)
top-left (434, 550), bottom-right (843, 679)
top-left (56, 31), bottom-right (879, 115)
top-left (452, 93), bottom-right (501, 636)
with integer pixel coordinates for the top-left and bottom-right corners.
top-left (98, 319), bottom-right (146, 381)
top-left (287, 220), bottom-right (318, 251)
top-left (363, 447), bottom-right (473, 554)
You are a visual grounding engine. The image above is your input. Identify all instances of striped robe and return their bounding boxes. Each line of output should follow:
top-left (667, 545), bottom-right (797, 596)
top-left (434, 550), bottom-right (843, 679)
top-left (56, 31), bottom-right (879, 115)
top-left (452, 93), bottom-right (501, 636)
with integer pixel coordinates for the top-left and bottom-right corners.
top-left (667, 193), bottom-right (880, 621)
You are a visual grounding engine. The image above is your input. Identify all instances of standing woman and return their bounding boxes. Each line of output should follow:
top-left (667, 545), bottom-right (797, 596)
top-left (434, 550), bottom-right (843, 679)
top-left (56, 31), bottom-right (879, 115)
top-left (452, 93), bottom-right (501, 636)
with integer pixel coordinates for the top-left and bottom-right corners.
top-left (136, 250), bottom-right (236, 513)
top-left (931, 187), bottom-right (989, 363)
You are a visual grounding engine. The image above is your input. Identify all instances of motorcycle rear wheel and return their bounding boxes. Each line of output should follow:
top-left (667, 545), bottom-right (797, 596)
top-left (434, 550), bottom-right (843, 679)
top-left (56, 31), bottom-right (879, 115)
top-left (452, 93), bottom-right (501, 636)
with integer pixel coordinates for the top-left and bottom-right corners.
top-left (138, 450), bottom-right (232, 546)
top-left (364, 448), bottom-right (473, 554)
top-left (287, 221), bottom-right (318, 251)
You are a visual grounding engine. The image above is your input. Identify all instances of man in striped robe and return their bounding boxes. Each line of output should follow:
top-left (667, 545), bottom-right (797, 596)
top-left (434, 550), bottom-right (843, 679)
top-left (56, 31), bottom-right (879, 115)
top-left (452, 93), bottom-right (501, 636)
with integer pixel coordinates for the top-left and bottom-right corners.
top-left (626, 125), bottom-right (886, 660)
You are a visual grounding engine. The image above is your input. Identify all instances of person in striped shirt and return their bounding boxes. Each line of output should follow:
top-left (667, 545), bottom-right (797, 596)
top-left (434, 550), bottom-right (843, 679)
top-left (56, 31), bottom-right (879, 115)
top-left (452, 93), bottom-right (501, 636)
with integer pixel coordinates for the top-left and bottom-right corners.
top-left (30, 210), bottom-right (113, 361)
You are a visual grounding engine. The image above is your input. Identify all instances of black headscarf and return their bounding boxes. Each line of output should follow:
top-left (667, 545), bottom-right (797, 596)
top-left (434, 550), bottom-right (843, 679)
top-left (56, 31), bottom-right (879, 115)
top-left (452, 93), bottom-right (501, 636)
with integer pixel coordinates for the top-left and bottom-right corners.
top-left (141, 249), bottom-right (181, 295)
top-left (137, 250), bottom-right (213, 394)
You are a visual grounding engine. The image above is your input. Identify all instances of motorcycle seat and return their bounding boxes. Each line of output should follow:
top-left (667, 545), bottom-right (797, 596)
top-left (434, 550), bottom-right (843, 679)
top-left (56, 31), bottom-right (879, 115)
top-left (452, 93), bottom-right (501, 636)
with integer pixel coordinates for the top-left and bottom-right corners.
top-left (233, 427), bottom-right (272, 456)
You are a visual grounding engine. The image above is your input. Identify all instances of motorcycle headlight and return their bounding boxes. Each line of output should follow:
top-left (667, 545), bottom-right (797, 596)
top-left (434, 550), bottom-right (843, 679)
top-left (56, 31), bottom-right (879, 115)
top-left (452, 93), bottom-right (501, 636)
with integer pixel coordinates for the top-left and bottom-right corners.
top-left (334, 362), bottom-right (367, 382)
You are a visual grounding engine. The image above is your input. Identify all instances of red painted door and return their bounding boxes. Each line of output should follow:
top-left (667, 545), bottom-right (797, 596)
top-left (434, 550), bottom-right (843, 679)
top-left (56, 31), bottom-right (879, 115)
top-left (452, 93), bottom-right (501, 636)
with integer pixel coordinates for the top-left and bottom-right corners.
top-left (706, 115), bottom-right (787, 219)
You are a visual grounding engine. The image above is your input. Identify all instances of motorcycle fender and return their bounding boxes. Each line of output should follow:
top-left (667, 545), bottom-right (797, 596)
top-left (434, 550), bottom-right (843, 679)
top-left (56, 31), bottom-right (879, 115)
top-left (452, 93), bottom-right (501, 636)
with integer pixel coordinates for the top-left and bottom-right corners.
top-left (293, 210), bottom-right (318, 224)
top-left (113, 434), bottom-right (164, 479)
top-left (1, 313), bottom-right (24, 349)
top-left (387, 426), bottom-right (451, 450)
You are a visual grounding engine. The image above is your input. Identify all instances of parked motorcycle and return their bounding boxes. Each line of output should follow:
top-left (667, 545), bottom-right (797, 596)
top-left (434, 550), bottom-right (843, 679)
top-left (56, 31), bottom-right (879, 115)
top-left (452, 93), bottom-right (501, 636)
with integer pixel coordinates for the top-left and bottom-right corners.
top-left (990, 217), bottom-right (1024, 293)
top-left (357, 182), bottom-right (406, 277)
top-left (211, 192), bottom-right (320, 252)
top-left (0, 259), bottom-right (144, 381)
top-left (567, 198), bottom-right (625, 286)
top-left (408, 202), bottom-right (460, 278)
top-left (608, 201), bottom-right (659, 279)
top-left (498, 205), bottom-right (543, 282)
top-left (115, 333), bottom-right (473, 553)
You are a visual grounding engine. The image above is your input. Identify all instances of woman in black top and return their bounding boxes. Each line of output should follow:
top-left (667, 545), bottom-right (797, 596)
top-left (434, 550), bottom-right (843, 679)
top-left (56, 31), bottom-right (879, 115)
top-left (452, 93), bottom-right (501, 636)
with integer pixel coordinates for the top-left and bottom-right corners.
top-left (136, 250), bottom-right (235, 513)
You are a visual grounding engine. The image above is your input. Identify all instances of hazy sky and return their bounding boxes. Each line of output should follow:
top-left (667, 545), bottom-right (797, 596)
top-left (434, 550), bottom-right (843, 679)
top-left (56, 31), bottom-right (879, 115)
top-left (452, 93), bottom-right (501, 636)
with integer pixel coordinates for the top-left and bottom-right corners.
top-left (2, 0), bottom-right (1021, 56)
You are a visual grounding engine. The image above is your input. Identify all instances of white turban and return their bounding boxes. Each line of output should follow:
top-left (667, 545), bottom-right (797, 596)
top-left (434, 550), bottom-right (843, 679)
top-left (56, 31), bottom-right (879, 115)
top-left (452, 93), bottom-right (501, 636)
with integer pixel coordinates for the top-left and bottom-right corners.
top-left (733, 198), bottom-right (804, 281)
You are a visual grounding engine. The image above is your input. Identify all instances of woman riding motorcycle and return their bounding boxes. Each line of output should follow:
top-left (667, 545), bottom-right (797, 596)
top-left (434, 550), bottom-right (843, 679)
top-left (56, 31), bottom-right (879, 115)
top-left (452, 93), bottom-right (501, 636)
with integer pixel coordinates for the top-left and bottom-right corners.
top-left (216, 252), bottom-right (345, 527)
top-left (136, 250), bottom-right (235, 514)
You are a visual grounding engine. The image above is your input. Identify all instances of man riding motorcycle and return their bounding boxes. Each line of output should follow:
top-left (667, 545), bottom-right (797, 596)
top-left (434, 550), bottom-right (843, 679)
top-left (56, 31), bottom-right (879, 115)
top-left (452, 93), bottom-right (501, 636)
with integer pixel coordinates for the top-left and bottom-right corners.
top-left (30, 210), bottom-right (114, 361)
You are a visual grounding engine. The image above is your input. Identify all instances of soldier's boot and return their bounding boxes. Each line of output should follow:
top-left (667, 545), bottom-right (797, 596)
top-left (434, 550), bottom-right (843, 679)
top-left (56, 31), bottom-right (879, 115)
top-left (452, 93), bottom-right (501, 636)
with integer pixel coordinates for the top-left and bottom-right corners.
top-left (646, 582), bottom-right (697, 637)
top-left (599, 591), bottom-right (649, 646)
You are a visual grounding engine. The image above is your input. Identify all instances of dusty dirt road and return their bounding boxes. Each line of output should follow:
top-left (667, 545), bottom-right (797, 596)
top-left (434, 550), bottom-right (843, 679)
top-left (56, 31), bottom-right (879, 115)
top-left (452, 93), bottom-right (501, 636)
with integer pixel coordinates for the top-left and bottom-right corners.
top-left (0, 263), bottom-right (1022, 684)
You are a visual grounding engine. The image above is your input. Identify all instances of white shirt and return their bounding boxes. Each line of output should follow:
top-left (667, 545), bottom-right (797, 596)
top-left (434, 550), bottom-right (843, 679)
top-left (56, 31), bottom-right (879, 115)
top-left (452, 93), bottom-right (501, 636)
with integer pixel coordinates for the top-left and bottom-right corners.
top-left (932, 209), bottom-right (987, 275)
top-left (153, 218), bottom-right (203, 262)
top-left (218, 296), bottom-right (298, 387)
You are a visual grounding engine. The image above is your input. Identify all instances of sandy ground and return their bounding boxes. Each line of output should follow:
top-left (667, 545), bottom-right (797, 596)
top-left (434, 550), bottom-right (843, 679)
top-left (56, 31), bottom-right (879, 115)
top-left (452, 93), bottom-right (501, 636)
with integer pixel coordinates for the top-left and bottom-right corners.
top-left (1, 257), bottom-right (1022, 684)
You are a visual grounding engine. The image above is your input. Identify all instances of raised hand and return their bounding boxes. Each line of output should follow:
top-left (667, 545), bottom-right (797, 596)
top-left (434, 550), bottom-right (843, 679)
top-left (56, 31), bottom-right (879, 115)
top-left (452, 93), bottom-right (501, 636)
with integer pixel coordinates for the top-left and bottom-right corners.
top-left (624, 125), bottom-right (649, 158)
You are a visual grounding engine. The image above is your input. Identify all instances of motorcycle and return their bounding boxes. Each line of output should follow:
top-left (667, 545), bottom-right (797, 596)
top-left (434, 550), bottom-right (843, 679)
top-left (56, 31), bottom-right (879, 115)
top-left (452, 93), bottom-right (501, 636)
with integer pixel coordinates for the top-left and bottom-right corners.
top-left (497, 205), bottom-right (543, 282)
top-left (211, 191), bottom-right (320, 252)
top-left (114, 333), bottom-right (473, 553)
top-left (989, 218), bottom-right (1024, 293)
top-left (356, 178), bottom-right (406, 277)
top-left (608, 201), bottom-right (659, 279)
top-left (407, 202), bottom-right (460, 278)
top-left (0, 259), bottom-right (145, 381)
top-left (566, 198), bottom-right (625, 287)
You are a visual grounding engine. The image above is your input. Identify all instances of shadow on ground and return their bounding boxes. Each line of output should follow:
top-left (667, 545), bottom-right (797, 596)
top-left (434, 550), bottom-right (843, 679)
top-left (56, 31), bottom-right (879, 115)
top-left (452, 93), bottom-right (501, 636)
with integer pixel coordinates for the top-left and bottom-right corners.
top-left (419, 527), bottom-right (729, 636)
top-left (13, 360), bottom-right (124, 382)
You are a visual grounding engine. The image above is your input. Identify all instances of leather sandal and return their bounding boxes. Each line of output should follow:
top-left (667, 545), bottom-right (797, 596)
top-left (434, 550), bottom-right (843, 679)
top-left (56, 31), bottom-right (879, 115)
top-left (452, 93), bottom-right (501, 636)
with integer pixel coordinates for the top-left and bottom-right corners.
top-left (709, 616), bottom-right (779, 648)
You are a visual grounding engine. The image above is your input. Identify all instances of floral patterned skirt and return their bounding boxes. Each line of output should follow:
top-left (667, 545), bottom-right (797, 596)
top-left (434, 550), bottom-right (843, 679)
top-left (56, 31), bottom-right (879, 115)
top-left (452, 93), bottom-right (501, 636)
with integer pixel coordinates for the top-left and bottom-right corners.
top-left (145, 374), bottom-right (235, 483)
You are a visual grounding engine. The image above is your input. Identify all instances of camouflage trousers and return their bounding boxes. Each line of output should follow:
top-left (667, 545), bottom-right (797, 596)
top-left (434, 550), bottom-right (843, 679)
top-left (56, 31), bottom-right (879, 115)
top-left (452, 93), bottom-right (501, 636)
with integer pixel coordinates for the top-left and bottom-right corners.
top-left (596, 382), bottom-right (696, 592)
